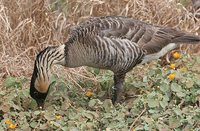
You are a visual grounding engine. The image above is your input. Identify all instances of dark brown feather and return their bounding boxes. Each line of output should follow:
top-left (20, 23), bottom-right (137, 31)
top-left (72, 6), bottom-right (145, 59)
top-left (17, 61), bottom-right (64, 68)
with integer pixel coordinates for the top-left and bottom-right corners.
top-left (69, 16), bottom-right (200, 55)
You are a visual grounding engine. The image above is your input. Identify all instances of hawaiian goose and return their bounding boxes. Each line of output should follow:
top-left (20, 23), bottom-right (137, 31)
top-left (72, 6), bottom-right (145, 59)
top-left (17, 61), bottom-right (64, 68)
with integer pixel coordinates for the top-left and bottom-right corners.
top-left (30, 16), bottom-right (200, 108)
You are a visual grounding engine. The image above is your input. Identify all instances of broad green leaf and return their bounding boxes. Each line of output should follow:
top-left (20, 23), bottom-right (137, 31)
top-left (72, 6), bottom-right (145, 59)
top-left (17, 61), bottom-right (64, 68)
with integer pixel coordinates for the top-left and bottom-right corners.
top-left (147, 98), bottom-right (159, 108)
top-left (93, 68), bottom-right (100, 75)
top-left (160, 83), bottom-right (170, 93)
top-left (48, 81), bottom-right (57, 95)
top-left (53, 121), bottom-right (61, 127)
top-left (21, 123), bottom-right (31, 130)
top-left (171, 83), bottom-right (182, 93)
top-left (185, 80), bottom-right (194, 88)
top-left (173, 108), bottom-right (182, 116)
top-left (61, 100), bottom-right (70, 111)
top-left (176, 92), bottom-right (186, 98)
top-left (103, 99), bottom-right (113, 112)
top-left (82, 111), bottom-right (94, 120)
top-left (33, 111), bottom-right (41, 115)
top-left (169, 117), bottom-right (181, 128)
top-left (142, 116), bottom-right (154, 124)
top-left (163, 95), bottom-right (170, 102)
top-left (44, 111), bottom-right (55, 121)
top-left (196, 90), bottom-right (200, 95)
top-left (29, 99), bottom-right (37, 109)
top-left (88, 99), bottom-right (97, 108)
top-left (151, 113), bottom-right (161, 120)
top-left (148, 109), bottom-right (160, 114)
top-left (12, 103), bottom-right (21, 110)
top-left (30, 121), bottom-right (38, 128)
top-left (143, 76), bottom-right (148, 82)
top-left (88, 99), bottom-right (102, 109)
top-left (147, 91), bottom-right (157, 98)
top-left (97, 91), bottom-right (106, 98)
top-left (4, 76), bottom-right (17, 88)
top-left (156, 122), bottom-right (170, 131)
top-left (196, 79), bottom-right (200, 86)
top-left (132, 81), bottom-right (146, 87)
top-left (160, 100), bottom-right (168, 109)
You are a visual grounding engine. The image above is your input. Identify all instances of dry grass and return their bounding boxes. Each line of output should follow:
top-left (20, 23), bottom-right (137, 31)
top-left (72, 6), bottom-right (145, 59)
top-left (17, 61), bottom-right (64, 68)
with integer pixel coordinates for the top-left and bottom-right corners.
top-left (0, 0), bottom-right (200, 88)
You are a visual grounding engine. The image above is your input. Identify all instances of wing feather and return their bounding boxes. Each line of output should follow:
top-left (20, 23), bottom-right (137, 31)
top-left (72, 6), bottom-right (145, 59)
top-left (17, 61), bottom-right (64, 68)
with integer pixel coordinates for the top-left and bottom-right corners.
top-left (68, 16), bottom-right (200, 55)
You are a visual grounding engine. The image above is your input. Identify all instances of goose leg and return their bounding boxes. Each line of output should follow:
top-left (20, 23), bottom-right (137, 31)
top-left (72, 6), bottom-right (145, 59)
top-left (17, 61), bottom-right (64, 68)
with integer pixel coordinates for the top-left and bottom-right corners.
top-left (112, 74), bottom-right (126, 104)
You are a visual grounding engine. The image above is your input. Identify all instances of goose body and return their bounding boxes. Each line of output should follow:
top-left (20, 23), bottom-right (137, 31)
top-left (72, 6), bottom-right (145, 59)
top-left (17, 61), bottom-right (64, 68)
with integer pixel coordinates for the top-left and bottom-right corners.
top-left (30, 16), bottom-right (200, 108)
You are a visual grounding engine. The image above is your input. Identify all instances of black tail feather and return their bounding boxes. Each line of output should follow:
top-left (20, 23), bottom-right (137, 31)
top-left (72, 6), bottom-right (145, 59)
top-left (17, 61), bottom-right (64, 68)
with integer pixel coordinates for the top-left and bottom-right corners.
top-left (172, 34), bottom-right (200, 43)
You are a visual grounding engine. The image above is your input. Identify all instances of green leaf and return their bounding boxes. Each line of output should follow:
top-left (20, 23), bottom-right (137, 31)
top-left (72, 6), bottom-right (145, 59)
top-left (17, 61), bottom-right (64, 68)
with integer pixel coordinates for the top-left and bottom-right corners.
top-left (30, 121), bottom-right (38, 128)
top-left (82, 111), bottom-right (94, 120)
top-left (163, 95), bottom-right (170, 102)
top-left (173, 108), bottom-right (182, 116)
top-left (160, 83), bottom-right (170, 93)
top-left (59, 81), bottom-right (68, 92)
top-left (61, 99), bottom-right (71, 111)
top-left (132, 81), bottom-right (146, 87)
top-left (97, 91), bottom-right (106, 98)
top-left (160, 100), bottom-right (168, 109)
top-left (88, 99), bottom-right (97, 108)
top-left (93, 68), bottom-right (100, 75)
top-left (48, 81), bottom-right (56, 95)
top-left (196, 80), bottom-right (200, 86)
top-left (148, 109), bottom-right (160, 114)
top-left (169, 117), bottom-right (181, 128)
top-left (44, 111), bottom-right (55, 121)
top-left (171, 83), bottom-right (182, 93)
top-left (148, 91), bottom-right (157, 98)
top-left (196, 90), bottom-right (200, 95)
top-left (33, 111), bottom-right (41, 115)
top-left (142, 116), bottom-right (154, 124)
top-left (103, 99), bottom-right (113, 112)
top-left (4, 76), bottom-right (17, 88)
top-left (143, 76), bottom-right (148, 82)
top-left (185, 80), bottom-right (194, 88)
top-left (176, 92), bottom-right (186, 98)
top-left (147, 98), bottom-right (159, 108)
top-left (29, 100), bottom-right (37, 110)
top-left (21, 123), bottom-right (31, 130)
top-left (88, 99), bottom-right (102, 109)
top-left (53, 121), bottom-right (61, 127)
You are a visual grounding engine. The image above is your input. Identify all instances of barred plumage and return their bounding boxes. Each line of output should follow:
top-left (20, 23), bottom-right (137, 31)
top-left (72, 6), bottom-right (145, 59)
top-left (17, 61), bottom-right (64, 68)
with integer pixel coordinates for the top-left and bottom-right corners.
top-left (30, 16), bottom-right (200, 108)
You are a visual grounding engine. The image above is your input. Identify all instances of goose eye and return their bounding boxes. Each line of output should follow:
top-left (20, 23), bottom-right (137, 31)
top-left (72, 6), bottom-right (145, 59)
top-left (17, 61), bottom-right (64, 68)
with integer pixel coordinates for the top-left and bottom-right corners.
top-left (34, 91), bottom-right (38, 96)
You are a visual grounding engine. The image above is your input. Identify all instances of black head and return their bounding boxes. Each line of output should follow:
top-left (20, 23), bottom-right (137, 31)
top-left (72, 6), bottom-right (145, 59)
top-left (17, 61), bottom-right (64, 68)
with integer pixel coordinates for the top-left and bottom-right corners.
top-left (30, 61), bottom-right (49, 109)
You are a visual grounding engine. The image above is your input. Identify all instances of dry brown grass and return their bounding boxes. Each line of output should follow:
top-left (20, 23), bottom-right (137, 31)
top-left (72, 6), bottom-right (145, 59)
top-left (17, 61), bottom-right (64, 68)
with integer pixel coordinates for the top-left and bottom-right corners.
top-left (0, 0), bottom-right (199, 88)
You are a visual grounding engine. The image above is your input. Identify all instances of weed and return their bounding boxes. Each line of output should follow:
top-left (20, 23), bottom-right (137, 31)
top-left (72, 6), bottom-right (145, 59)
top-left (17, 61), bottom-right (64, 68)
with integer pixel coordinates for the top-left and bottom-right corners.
top-left (0, 0), bottom-right (200, 130)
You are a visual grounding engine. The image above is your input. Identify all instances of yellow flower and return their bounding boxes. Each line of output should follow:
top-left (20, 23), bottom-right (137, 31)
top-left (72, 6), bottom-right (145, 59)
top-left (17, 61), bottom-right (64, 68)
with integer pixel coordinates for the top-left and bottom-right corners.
top-left (85, 91), bottom-right (93, 97)
top-left (169, 63), bottom-right (176, 69)
top-left (5, 120), bottom-right (13, 125)
top-left (168, 73), bottom-right (176, 80)
top-left (55, 115), bottom-right (61, 119)
top-left (8, 124), bottom-right (17, 129)
top-left (173, 52), bottom-right (181, 59)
